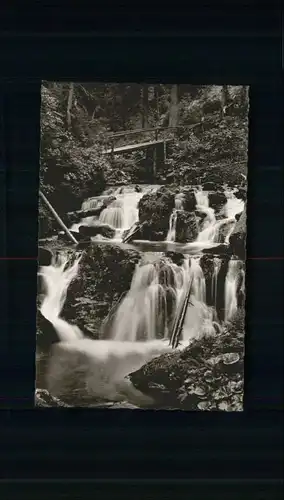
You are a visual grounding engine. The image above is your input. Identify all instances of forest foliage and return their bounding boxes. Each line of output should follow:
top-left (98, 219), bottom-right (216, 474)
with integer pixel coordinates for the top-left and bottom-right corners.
top-left (39, 82), bottom-right (249, 236)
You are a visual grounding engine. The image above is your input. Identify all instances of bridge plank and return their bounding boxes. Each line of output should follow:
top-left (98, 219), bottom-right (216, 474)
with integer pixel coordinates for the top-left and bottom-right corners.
top-left (103, 139), bottom-right (172, 155)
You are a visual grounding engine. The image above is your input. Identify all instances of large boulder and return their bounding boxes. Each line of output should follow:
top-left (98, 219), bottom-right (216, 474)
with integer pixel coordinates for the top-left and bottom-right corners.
top-left (202, 181), bottom-right (215, 191)
top-left (128, 310), bottom-right (245, 411)
top-left (138, 187), bottom-right (175, 240)
top-left (175, 211), bottom-right (198, 243)
top-left (35, 388), bottom-right (72, 408)
top-left (78, 223), bottom-right (115, 239)
top-left (180, 188), bottom-right (197, 211)
top-left (37, 310), bottom-right (59, 348)
top-left (62, 243), bottom-right (141, 338)
top-left (38, 247), bottom-right (53, 267)
top-left (235, 187), bottom-right (247, 202)
top-left (229, 206), bottom-right (246, 259)
top-left (208, 191), bottom-right (227, 212)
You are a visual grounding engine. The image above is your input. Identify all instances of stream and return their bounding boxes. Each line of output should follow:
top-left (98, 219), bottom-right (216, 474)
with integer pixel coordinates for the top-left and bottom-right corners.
top-left (37, 184), bottom-right (245, 408)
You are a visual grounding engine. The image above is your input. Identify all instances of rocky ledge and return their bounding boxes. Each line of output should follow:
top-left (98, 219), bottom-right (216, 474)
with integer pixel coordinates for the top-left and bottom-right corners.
top-left (128, 310), bottom-right (245, 411)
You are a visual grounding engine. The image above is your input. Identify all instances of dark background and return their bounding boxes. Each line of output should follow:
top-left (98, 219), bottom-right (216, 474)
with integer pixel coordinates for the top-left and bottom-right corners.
top-left (0, 4), bottom-right (283, 498)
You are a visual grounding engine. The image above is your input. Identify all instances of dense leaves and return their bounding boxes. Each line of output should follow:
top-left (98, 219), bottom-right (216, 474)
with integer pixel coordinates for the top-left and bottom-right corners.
top-left (39, 83), bottom-right (249, 237)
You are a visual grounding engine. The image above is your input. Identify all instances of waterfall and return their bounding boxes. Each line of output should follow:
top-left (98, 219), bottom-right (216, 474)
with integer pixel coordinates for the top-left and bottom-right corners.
top-left (38, 252), bottom-right (83, 342)
top-left (166, 211), bottom-right (178, 242)
top-left (72, 185), bottom-right (158, 242)
top-left (166, 194), bottom-right (184, 242)
top-left (38, 183), bottom-right (245, 407)
top-left (211, 257), bottom-right (221, 309)
top-left (224, 189), bottom-right (244, 218)
top-left (108, 255), bottom-right (213, 344)
top-left (191, 257), bottom-right (206, 303)
top-left (99, 188), bottom-right (143, 240)
top-left (38, 250), bottom-right (173, 406)
top-left (224, 258), bottom-right (241, 322)
top-left (193, 187), bottom-right (243, 246)
top-left (194, 187), bottom-right (209, 207)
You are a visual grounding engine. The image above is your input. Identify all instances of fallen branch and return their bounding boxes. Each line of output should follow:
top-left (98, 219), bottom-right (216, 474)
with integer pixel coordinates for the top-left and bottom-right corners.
top-left (39, 190), bottom-right (78, 244)
top-left (170, 273), bottom-right (194, 349)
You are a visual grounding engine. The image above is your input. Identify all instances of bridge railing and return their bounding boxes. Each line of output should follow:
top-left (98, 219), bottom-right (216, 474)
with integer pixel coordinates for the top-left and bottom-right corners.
top-left (104, 124), bottom-right (201, 151)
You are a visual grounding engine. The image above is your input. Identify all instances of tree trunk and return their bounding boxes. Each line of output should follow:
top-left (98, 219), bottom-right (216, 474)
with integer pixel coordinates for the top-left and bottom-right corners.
top-left (141, 84), bottom-right (149, 129)
top-left (154, 85), bottom-right (160, 122)
top-left (169, 84), bottom-right (179, 128)
top-left (66, 82), bottom-right (74, 128)
top-left (221, 85), bottom-right (229, 117)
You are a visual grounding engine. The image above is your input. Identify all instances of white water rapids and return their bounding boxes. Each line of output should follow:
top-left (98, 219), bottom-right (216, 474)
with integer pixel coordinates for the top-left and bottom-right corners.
top-left (38, 184), bottom-right (245, 407)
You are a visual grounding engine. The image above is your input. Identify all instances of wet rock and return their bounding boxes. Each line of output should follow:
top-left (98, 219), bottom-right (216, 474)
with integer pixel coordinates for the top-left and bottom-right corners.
top-left (165, 251), bottom-right (185, 267)
top-left (129, 310), bottom-right (245, 411)
top-left (208, 191), bottom-right (227, 211)
top-left (229, 205), bottom-right (246, 259)
top-left (138, 187), bottom-right (175, 240)
top-left (180, 188), bottom-right (197, 211)
top-left (37, 310), bottom-right (59, 348)
top-left (78, 224), bottom-right (115, 239)
top-left (235, 187), bottom-right (247, 202)
top-left (175, 211), bottom-right (198, 243)
top-left (199, 254), bottom-right (215, 305)
top-left (202, 181), bottom-right (215, 191)
top-left (38, 247), bottom-right (53, 266)
top-left (62, 243), bottom-right (141, 336)
top-left (35, 389), bottom-right (72, 408)
top-left (202, 243), bottom-right (232, 256)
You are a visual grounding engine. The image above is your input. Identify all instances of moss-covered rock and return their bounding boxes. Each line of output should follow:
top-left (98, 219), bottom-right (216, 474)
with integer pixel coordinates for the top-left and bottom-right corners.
top-left (208, 191), bottom-right (227, 212)
top-left (229, 206), bottom-right (246, 259)
top-left (78, 223), bottom-right (115, 239)
top-left (180, 188), bottom-right (197, 211)
top-left (175, 211), bottom-right (198, 243)
top-left (62, 243), bottom-right (141, 337)
top-left (235, 187), bottom-right (247, 202)
top-left (164, 251), bottom-right (185, 267)
top-left (35, 388), bottom-right (72, 407)
top-left (129, 310), bottom-right (245, 411)
top-left (202, 181), bottom-right (215, 191)
top-left (138, 187), bottom-right (175, 240)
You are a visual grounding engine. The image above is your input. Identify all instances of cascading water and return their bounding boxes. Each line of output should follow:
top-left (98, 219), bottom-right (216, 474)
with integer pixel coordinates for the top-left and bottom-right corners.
top-left (71, 185), bottom-right (158, 242)
top-left (194, 186), bottom-right (209, 207)
top-left (38, 252), bottom-right (83, 342)
top-left (211, 257), bottom-right (221, 310)
top-left (193, 187), bottom-right (244, 246)
top-left (38, 184), bottom-right (245, 407)
top-left (108, 254), bottom-right (214, 345)
top-left (99, 187), bottom-right (144, 240)
top-left (166, 194), bottom-right (184, 242)
top-left (38, 250), bottom-right (174, 406)
top-left (224, 258), bottom-right (241, 322)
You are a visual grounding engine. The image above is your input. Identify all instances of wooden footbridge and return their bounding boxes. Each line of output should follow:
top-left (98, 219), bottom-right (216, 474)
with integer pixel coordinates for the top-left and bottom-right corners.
top-left (88, 124), bottom-right (202, 180)
top-left (103, 127), bottom-right (175, 180)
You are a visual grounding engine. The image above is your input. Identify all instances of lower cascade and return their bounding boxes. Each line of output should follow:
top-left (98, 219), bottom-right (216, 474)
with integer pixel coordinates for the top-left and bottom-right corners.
top-left (38, 183), bottom-right (245, 407)
top-left (38, 250), bottom-right (244, 407)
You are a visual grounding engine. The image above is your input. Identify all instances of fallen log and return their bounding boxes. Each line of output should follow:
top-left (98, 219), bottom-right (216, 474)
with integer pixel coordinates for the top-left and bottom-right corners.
top-left (170, 273), bottom-right (194, 349)
top-left (122, 222), bottom-right (142, 243)
top-left (67, 206), bottom-right (105, 223)
top-left (39, 190), bottom-right (78, 244)
top-left (100, 291), bottom-right (128, 335)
